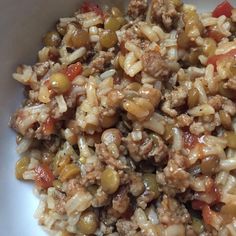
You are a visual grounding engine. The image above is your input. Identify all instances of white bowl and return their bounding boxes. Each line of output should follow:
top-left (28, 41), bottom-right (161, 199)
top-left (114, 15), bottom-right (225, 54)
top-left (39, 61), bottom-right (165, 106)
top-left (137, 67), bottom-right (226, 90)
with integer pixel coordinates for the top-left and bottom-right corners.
top-left (0, 0), bottom-right (235, 235)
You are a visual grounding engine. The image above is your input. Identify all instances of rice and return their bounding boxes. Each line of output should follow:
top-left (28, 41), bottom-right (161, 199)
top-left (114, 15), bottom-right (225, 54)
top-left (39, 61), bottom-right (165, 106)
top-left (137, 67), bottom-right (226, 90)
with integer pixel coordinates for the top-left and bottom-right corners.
top-left (60, 47), bottom-right (87, 65)
top-left (10, 0), bottom-right (236, 235)
top-left (188, 104), bottom-right (215, 116)
top-left (100, 69), bottom-right (116, 80)
top-left (55, 95), bottom-right (68, 113)
top-left (65, 190), bottom-right (92, 215)
top-left (139, 22), bottom-right (159, 42)
top-left (16, 138), bottom-right (33, 154)
top-left (125, 41), bottom-right (143, 59)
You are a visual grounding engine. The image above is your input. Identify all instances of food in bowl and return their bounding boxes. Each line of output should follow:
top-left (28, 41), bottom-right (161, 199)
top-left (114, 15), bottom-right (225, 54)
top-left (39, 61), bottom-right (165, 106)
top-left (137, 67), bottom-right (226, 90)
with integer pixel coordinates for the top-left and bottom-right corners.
top-left (10, 0), bottom-right (236, 235)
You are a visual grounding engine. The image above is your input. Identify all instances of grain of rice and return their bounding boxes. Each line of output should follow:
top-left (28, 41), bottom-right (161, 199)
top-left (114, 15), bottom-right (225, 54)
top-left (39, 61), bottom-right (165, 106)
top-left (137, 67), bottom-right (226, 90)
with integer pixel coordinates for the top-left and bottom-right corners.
top-left (89, 34), bottom-right (100, 42)
top-left (60, 47), bottom-right (86, 65)
top-left (68, 213), bottom-right (81, 226)
top-left (152, 25), bottom-right (168, 40)
top-left (217, 15), bottom-right (231, 37)
top-left (222, 175), bottom-right (236, 194)
top-left (83, 15), bottom-right (103, 28)
top-left (143, 113), bottom-right (165, 135)
top-left (13, 66), bottom-right (36, 85)
top-left (199, 55), bottom-right (208, 65)
top-left (220, 159), bottom-right (236, 171)
top-left (16, 138), bottom-right (33, 154)
top-left (131, 131), bottom-right (143, 141)
top-left (34, 197), bottom-right (46, 219)
top-left (164, 224), bottom-right (185, 236)
top-left (215, 40), bottom-right (236, 55)
top-left (205, 64), bottom-right (216, 93)
top-left (38, 85), bottom-right (51, 103)
top-left (172, 128), bottom-right (183, 151)
top-left (28, 158), bottom-right (39, 170)
top-left (226, 220), bottom-right (236, 236)
top-left (23, 170), bottom-right (36, 180)
top-left (89, 26), bottom-right (98, 35)
top-left (124, 51), bottom-right (137, 75)
top-left (100, 69), bottom-right (116, 80)
top-left (188, 104), bottom-right (215, 117)
top-left (55, 95), bottom-right (68, 113)
top-left (38, 47), bottom-right (50, 62)
top-left (47, 187), bottom-right (56, 209)
top-left (139, 22), bottom-right (159, 42)
top-left (65, 191), bottom-right (92, 215)
top-left (59, 17), bottom-right (76, 23)
top-left (215, 171), bottom-right (229, 185)
top-left (126, 60), bottom-right (143, 77)
top-left (78, 136), bottom-right (91, 159)
top-left (86, 81), bottom-right (98, 106)
top-left (125, 41), bottom-right (143, 59)
top-left (201, 17), bottom-right (218, 27)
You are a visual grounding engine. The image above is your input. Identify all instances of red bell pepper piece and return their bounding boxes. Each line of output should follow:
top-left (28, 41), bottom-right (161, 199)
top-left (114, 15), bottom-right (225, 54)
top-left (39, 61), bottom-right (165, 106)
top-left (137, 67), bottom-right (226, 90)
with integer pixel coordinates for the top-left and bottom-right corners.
top-left (207, 48), bottom-right (236, 68)
top-left (35, 164), bottom-right (55, 189)
top-left (212, 1), bottom-right (233, 18)
top-left (65, 62), bottom-right (83, 81)
top-left (81, 1), bottom-right (103, 17)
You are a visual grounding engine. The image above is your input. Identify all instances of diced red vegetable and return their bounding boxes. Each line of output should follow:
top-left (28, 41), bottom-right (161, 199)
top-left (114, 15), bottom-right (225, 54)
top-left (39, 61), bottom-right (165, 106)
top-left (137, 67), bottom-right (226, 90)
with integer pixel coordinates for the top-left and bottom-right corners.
top-left (183, 130), bottom-right (199, 149)
top-left (65, 62), bottom-right (83, 81)
top-left (202, 205), bottom-right (213, 225)
top-left (81, 1), bottom-right (103, 17)
top-left (207, 48), bottom-right (236, 68)
top-left (35, 164), bottom-right (55, 189)
top-left (192, 200), bottom-right (207, 210)
top-left (212, 1), bottom-right (233, 18)
top-left (42, 117), bottom-right (55, 136)
top-left (202, 205), bottom-right (223, 229)
top-left (206, 27), bottom-right (225, 43)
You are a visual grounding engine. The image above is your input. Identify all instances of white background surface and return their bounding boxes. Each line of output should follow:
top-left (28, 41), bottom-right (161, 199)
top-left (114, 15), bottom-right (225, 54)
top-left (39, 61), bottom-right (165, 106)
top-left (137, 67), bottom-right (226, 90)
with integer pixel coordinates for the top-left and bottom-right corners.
top-left (0, 0), bottom-right (235, 235)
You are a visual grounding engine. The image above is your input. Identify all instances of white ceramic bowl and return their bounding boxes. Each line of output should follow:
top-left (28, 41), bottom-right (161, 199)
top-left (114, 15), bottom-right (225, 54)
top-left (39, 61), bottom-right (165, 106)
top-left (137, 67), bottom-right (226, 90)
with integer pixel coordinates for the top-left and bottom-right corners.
top-left (0, 0), bottom-right (235, 235)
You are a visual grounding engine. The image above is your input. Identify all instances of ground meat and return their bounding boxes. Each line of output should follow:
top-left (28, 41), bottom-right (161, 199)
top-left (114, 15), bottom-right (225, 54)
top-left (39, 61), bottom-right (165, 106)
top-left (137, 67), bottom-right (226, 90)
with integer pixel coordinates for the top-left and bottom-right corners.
top-left (170, 86), bottom-right (188, 107)
top-left (162, 100), bottom-right (178, 117)
top-left (66, 178), bottom-right (81, 197)
top-left (112, 187), bottom-right (130, 214)
top-left (225, 77), bottom-right (236, 90)
top-left (89, 51), bottom-right (114, 73)
top-left (116, 219), bottom-right (139, 236)
top-left (124, 132), bottom-right (168, 163)
top-left (208, 95), bottom-right (224, 111)
top-left (129, 172), bottom-right (145, 197)
top-left (222, 98), bottom-right (236, 116)
top-left (162, 86), bottom-right (188, 117)
top-left (158, 195), bottom-right (191, 225)
top-left (177, 114), bottom-right (194, 128)
top-left (54, 191), bottom-right (67, 215)
top-left (156, 152), bottom-right (190, 195)
top-left (127, 0), bottom-right (148, 19)
top-left (141, 50), bottom-right (170, 78)
top-left (152, 0), bottom-right (179, 31)
top-left (92, 187), bottom-right (110, 208)
top-left (96, 143), bottom-right (127, 170)
top-left (42, 136), bottom-right (61, 153)
top-left (189, 122), bottom-right (206, 136)
top-left (79, 164), bottom-right (103, 187)
top-left (33, 61), bottom-right (51, 77)
top-left (137, 191), bottom-right (156, 209)
top-left (208, 95), bottom-right (236, 116)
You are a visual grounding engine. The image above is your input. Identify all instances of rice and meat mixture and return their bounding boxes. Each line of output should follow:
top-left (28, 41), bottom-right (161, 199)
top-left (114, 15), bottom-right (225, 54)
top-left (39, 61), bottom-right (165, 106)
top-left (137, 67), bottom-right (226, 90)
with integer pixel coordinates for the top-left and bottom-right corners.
top-left (10, 0), bottom-right (236, 235)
